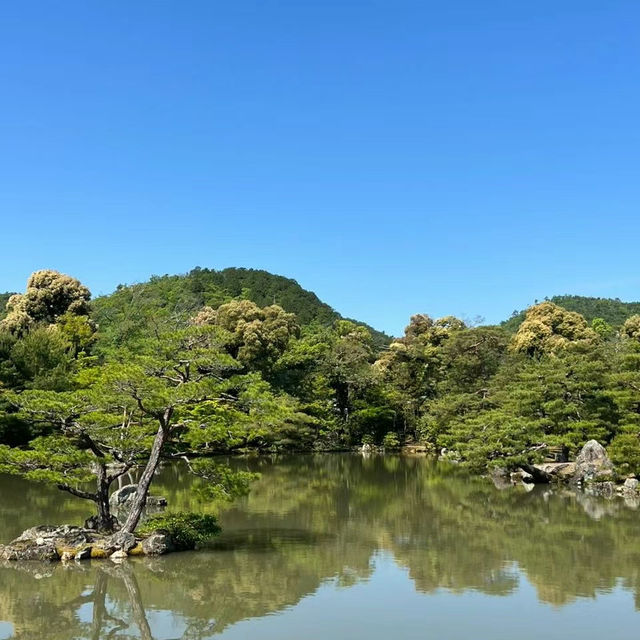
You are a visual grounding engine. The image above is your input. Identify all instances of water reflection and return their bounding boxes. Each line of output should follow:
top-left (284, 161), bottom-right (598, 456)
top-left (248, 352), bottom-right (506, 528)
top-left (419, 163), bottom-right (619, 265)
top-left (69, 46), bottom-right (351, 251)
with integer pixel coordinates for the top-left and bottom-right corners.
top-left (2, 454), bottom-right (640, 638)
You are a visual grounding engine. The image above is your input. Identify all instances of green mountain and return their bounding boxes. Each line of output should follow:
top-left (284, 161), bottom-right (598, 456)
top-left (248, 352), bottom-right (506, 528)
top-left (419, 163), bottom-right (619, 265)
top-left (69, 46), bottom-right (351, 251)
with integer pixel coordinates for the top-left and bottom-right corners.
top-left (92, 267), bottom-right (390, 347)
top-left (502, 295), bottom-right (640, 332)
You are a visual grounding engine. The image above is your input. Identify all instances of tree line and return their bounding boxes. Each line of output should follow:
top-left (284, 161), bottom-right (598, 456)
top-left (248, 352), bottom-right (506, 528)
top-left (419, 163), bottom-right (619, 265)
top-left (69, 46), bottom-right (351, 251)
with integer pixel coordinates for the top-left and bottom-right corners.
top-left (2, 269), bottom-right (640, 534)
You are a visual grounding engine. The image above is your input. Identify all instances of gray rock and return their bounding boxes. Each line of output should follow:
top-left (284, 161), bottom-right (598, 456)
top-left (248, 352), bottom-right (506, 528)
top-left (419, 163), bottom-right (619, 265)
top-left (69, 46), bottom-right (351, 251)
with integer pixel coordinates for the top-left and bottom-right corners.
top-left (623, 477), bottom-right (639, 491)
top-left (15, 525), bottom-right (88, 545)
top-left (531, 462), bottom-right (577, 482)
top-left (110, 484), bottom-right (138, 506)
top-left (110, 484), bottom-right (167, 511)
top-left (510, 468), bottom-right (534, 484)
top-left (490, 468), bottom-right (512, 490)
top-left (574, 440), bottom-right (613, 483)
top-left (84, 514), bottom-right (119, 531)
top-left (142, 532), bottom-right (175, 556)
top-left (105, 531), bottom-right (137, 552)
top-left (1, 542), bottom-right (59, 562)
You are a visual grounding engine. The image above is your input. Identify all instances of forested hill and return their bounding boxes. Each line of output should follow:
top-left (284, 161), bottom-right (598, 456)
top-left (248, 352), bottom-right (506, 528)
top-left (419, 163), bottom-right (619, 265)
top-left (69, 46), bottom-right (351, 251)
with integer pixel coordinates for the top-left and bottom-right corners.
top-left (502, 295), bottom-right (640, 332)
top-left (92, 267), bottom-right (390, 346)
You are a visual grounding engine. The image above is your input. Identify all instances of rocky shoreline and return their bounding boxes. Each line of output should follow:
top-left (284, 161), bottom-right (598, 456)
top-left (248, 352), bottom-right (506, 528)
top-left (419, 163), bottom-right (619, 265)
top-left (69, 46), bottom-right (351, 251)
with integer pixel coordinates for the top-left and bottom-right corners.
top-left (492, 439), bottom-right (640, 501)
top-left (0, 482), bottom-right (179, 563)
top-left (0, 524), bottom-right (180, 562)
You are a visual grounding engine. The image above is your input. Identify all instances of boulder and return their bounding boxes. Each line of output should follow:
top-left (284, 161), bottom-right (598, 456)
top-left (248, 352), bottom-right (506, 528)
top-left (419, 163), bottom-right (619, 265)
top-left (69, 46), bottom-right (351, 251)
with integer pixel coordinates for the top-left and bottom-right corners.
top-left (0, 542), bottom-right (59, 562)
top-left (530, 462), bottom-right (577, 482)
top-left (110, 485), bottom-right (167, 510)
top-left (109, 549), bottom-right (128, 562)
top-left (490, 467), bottom-right (512, 490)
top-left (141, 532), bottom-right (175, 556)
top-left (623, 477), bottom-right (639, 492)
top-left (0, 525), bottom-right (104, 562)
top-left (573, 440), bottom-right (613, 483)
top-left (510, 468), bottom-right (534, 484)
top-left (110, 485), bottom-right (138, 506)
top-left (104, 531), bottom-right (137, 553)
top-left (14, 525), bottom-right (90, 547)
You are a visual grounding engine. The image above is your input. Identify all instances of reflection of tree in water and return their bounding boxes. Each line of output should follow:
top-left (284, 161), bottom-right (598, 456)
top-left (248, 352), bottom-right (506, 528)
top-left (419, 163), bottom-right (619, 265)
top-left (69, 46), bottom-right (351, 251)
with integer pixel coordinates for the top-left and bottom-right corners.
top-left (3, 454), bottom-right (640, 638)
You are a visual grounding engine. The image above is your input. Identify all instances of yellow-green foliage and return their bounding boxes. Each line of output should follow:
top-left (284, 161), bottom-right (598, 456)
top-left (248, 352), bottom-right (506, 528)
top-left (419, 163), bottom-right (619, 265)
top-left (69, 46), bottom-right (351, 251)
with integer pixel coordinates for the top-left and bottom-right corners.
top-left (0, 270), bottom-right (91, 336)
top-left (621, 314), bottom-right (640, 341)
top-left (510, 302), bottom-right (598, 356)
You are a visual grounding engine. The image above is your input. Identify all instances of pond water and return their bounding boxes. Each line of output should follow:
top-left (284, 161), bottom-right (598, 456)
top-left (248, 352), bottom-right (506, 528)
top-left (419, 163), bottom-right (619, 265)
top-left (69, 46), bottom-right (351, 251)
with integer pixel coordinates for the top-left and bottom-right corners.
top-left (1, 454), bottom-right (640, 639)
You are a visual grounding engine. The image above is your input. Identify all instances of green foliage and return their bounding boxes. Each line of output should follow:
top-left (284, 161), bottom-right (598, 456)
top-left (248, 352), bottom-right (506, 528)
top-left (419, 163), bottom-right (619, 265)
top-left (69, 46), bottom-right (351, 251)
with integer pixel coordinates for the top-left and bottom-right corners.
top-left (9, 326), bottom-right (75, 390)
top-left (1, 270), bottom-right (91, 336)
top-left (591, 317), bottom-right (614, 340)
top-left (382, 432), bottom-right (400, 449)
top-left (510, 302), bottom-right (598, 357)
top-left (5, 266), bottom-right (640, 486)
top-left (608, 433), bottom-right (640, 476)
top-left (138, 512), bottom-right (221, 550)
top-left (92, 267), bottom-right (389, 354)
top-left (503, 295), bottom-right (640, 333)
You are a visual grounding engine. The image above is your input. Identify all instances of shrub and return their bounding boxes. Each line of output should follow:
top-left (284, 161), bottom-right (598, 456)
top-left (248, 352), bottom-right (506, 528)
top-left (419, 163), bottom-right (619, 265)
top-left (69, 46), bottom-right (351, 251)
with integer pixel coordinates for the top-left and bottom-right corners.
top-left (382, 432), bottom-right (400, 449)
top-left (138, 512), bottom-right (221, 550)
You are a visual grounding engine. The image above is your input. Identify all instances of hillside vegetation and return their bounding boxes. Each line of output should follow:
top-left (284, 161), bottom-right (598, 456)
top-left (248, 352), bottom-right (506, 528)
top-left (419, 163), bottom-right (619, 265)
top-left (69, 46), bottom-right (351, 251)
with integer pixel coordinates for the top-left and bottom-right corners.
top-left (92, 267), bottom-right (390, 349)
top-left (502, 295), bottom-right (640, 332)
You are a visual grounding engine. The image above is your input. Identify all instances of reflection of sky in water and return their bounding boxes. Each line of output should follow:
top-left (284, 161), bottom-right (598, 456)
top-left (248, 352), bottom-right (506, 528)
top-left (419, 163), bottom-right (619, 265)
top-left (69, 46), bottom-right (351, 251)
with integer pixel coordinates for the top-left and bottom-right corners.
top-left (77, 600), bottom-right (190, 640)
top-left (215, 553), bottom-right (638, 640)
top-left (61, 553), bottom-right (640, 640)
top-left (0, 623), bottom-right (12, 640)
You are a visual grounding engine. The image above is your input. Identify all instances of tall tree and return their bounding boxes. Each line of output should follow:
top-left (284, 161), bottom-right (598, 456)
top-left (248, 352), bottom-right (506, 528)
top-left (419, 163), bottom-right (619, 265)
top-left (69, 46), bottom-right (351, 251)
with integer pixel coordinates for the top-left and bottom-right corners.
top-left (0, 323), bottom-right (297, 533)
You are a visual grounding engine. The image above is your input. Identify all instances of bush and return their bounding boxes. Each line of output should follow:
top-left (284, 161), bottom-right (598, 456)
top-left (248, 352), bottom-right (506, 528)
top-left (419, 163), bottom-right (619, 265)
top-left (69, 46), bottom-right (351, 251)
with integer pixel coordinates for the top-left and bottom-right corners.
top-left (361, 434), bottom-right (375, 446)
top-left (138, 512), bottom-right (221, 550)
top-left (382, 432), bottom-right (400, 449)
top-left (609, 433), bottom-right (640, 476)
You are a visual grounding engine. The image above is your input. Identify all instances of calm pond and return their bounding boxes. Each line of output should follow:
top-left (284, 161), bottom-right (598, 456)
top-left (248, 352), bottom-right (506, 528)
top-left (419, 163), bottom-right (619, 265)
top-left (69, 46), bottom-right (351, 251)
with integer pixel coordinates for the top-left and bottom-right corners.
top-left (1, 453), bottom-right (640, 639)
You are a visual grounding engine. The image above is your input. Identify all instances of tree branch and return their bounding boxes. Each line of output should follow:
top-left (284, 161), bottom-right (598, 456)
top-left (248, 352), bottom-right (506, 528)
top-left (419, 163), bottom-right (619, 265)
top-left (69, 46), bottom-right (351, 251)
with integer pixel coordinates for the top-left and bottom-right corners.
top-left (57, 483), bottom-right (97, 501)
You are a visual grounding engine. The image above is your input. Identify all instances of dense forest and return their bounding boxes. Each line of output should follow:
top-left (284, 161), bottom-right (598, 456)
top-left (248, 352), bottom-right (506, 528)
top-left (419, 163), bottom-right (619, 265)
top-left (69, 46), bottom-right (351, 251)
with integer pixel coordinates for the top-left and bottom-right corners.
top-left (2, 268), bottom-right (640, 533)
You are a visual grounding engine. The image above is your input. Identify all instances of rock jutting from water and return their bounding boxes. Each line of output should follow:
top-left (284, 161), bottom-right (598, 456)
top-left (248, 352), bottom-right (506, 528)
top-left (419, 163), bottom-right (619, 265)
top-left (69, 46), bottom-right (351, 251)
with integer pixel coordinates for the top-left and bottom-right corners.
top-left (0, 524), bottom-right (181, 563)
top-left (510, 440), bottom-right (640, 503)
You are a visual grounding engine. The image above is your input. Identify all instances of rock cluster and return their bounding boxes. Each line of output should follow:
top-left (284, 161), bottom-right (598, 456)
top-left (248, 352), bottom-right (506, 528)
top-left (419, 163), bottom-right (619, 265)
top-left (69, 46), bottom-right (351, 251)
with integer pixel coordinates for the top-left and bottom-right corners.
top-left (501, 439), bottom-right (640, 505)
top-left (0, 524), bottom-right (179, 563)
top-left (515, 440), bottom-right (615, 486)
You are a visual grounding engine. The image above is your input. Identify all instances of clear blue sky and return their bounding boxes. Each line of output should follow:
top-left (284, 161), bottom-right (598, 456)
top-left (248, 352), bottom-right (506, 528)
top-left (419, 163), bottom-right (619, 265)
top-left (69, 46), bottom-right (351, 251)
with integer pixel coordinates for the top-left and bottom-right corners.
top-left (1, 1), bottom-right (638, 336)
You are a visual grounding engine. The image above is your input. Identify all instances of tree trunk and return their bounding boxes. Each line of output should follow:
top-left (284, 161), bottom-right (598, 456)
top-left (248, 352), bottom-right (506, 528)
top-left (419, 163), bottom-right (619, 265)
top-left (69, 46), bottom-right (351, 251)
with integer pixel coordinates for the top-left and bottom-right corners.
top-left (84, 463), bottom-right (119, 532)
top-left (121, 416), bottom-right (170, 534)
top-left (95, 466), bottom-right (117, 532)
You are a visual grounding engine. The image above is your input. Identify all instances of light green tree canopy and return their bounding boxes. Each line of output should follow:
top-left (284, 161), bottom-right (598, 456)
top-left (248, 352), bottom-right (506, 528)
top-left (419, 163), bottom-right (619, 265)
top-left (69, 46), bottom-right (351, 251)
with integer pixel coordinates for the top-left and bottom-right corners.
top-left (510, 302), bottom-right (598, 357)
top-left (1, 270), bottom-right (92, 335)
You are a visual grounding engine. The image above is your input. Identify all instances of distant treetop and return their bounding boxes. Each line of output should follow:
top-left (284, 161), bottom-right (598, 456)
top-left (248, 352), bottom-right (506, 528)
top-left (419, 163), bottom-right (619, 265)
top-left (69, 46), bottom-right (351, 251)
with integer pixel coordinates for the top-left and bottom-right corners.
top-left (501, 295), bottom-right (640, 333)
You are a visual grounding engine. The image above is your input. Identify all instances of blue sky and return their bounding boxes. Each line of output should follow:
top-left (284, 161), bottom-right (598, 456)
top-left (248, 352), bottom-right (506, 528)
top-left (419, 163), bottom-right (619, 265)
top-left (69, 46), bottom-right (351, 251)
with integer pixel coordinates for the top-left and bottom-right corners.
top-left (1, 1), bottom-right (638, 336)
